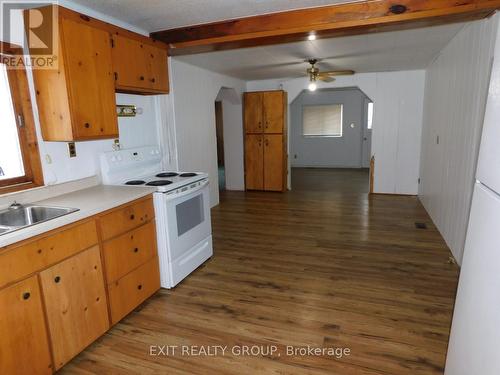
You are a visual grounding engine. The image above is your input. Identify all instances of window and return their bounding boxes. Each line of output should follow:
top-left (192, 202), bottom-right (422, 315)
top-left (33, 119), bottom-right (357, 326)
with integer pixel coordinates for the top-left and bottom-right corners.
top-left (367, 102), bottom-right (374, 130)
top-left (302, 104), bottom-right (343, 137)
top-left (0, 44), bottom-right (43, 193)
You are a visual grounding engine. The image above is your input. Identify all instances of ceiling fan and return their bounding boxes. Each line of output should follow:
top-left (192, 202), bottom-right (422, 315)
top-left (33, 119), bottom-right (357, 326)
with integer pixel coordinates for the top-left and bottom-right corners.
top-left (306, 58), bottom-right (354, 91)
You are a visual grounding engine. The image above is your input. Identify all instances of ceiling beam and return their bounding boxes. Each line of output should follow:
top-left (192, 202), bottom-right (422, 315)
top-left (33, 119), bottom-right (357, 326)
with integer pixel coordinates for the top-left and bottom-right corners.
top-left (151, 0), bottom-right (500, 56)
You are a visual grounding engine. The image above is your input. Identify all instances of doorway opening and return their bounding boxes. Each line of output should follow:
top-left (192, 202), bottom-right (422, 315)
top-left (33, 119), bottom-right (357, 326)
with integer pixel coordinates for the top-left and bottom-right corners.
top-left (214, 100), bottom-right (225, 191)
top-left (290, 87), bottom-right (373, 193)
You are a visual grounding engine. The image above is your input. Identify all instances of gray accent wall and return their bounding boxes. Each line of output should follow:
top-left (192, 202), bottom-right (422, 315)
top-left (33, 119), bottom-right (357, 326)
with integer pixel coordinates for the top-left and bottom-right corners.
top-left (290, 87), bottom-right (370, 168)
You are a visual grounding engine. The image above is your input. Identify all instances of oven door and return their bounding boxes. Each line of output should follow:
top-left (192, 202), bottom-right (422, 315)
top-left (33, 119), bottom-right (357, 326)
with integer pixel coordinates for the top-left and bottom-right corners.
top-left (163, 180), bottom-right (211, 261)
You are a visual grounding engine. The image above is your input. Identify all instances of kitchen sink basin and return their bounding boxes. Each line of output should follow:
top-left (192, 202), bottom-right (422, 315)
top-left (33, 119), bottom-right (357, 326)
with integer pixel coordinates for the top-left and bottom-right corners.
top-left (0, 204), bottom-right (79, 236)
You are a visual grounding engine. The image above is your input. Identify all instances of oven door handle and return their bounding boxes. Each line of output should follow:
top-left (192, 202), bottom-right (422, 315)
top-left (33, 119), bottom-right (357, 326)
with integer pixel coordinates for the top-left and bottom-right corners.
top-left (165, 179), bottom-right (209, 200)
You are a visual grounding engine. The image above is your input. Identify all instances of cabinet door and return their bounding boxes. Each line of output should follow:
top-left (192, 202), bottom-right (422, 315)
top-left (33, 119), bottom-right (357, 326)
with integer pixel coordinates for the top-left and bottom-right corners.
top-left (244, 92), bottom-right (263, 133)
top-left (111, 34), bottom-right (149, 90)
top-left (264, 134), bottom-right (284, 191)
top-left (245, 134), bottom-right (264, 190)
top-left (40, 246), bottom-right (109, 370)
top-left (145, 44), bottom-right (169, 92)
top-left (263, 91), bottom-right (284, 133)
top-left (0, 276), bottom-right (53, 374)
top-left (61, 18), bottom-right (118, 139)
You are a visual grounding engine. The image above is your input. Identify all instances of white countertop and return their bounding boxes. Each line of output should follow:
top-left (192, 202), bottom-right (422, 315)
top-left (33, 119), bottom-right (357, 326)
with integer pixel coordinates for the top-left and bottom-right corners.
top-left (0, 184), bottom-right (156, 248)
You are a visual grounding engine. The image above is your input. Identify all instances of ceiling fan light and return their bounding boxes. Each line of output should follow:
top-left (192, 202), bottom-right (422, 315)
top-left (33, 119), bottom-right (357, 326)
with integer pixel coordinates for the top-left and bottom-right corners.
top-left (308, 82), bottom-right (317, 91)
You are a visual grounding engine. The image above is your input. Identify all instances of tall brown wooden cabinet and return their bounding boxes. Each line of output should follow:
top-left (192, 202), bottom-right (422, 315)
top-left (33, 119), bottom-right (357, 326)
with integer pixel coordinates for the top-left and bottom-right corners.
top-left (244, 90), bottom-right (287, 192)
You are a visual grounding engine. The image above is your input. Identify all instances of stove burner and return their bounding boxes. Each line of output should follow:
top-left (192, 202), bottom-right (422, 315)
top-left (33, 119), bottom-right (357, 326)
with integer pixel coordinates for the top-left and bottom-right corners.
top-left (125, 180), bottom-right (146, 185)
top-left (146, 180), bottom-right (173, 186)
top-left (179, 172), bottom-right (197, 177)
top-left (156, 172), bottom-right (179, 178)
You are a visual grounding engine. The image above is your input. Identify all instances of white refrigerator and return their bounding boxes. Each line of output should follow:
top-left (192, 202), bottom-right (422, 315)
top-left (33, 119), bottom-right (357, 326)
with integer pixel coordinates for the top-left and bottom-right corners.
top-left (444, 30), bottom-right (500, 375)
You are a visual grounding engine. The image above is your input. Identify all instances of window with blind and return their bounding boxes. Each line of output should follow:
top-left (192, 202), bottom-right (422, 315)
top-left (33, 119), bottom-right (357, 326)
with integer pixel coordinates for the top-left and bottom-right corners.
top-left (302, 104), bottom-right (343, 137)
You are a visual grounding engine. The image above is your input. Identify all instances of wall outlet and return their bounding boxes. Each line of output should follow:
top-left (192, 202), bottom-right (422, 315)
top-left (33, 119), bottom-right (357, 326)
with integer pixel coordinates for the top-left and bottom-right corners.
top-left (68, 142), bottom-right (77, 158)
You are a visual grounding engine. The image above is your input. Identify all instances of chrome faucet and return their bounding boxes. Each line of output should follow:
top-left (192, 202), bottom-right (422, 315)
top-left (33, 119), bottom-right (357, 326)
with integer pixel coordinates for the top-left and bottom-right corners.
top-left (9, 201), bottom-right (23, 210)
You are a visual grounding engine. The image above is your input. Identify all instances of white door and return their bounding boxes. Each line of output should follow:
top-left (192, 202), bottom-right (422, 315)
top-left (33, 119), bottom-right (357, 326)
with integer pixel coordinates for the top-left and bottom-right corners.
top-left (445, 183), bottom-right (500, 375)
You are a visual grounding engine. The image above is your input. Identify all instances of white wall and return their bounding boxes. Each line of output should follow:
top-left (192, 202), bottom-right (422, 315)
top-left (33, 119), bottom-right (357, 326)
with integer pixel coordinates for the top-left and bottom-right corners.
top-left (169, 59), bottom-right (246, 207)
top-left (247, 70), bottom-right (425, 195)
top-left (419, 17), bottom-right (499, 264)
top-left (290, 87), bottom-right (369, 168)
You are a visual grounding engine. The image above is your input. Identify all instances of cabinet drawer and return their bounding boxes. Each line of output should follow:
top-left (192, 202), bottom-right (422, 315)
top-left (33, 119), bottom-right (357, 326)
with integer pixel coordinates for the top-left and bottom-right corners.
top-left (99, 197), bottom-right (155, 241)
top-left (103, 221), bottom-right (157, 283)
top-left (108, 256), bottom-right (160, 324)
top-left (0, 220), bottom-right (98, 288)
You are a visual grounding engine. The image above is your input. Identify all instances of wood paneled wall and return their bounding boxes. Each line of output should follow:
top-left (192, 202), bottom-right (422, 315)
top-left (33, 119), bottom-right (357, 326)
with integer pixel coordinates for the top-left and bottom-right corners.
top-left (419, 16), bottom-right (499, 264)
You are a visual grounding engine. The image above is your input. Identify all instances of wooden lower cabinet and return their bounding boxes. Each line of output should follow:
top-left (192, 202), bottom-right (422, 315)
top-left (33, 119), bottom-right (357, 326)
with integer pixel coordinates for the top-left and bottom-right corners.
top-left (245, 134), bottom-right (264, 190)
top-left (264, 135), bottom-right (285, 191)
top-left (40, 246), bottom-right (109, 370)
top-left (0, 196), bottom-right (160, 372)
top-left (108, 256), bottom-right (161, 324)
top-left (0, 276), bottom-right (53, 374)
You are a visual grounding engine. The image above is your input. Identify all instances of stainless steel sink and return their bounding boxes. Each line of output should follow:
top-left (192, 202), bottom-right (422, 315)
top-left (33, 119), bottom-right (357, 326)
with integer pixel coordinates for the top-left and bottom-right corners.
top-left (0, 204), bottom-right (79, 236)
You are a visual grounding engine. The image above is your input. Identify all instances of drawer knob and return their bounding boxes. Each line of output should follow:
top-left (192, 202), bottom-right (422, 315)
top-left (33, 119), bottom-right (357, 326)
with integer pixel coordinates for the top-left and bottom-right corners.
top-left (151, 78), bottom-right (156, 83)
top-left (84, 122), bottom-right (90, 128)
top-left (139, 76), bottom-right (145, 81)
top-left (130, 214), bottom-right (135, 220)
top-left (54, 276), bottom-right (61, 283)
top-left (22, 292), bottom-right (31, 300)
top-left (133, 247), bottom-right (139, 253)
top-left (137, 284), bottom-right (143, 290)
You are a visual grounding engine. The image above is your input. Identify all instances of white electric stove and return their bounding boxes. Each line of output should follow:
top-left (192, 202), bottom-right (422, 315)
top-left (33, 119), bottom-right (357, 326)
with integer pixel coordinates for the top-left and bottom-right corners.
top-left (100, 146), bottom-right (213, 288)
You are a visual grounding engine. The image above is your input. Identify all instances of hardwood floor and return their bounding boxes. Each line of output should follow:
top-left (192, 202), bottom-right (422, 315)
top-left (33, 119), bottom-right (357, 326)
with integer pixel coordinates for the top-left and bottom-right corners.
top-left (62, 179), bottom-right (459, 374)
top-left (292, 167), bottom-right (369, 193)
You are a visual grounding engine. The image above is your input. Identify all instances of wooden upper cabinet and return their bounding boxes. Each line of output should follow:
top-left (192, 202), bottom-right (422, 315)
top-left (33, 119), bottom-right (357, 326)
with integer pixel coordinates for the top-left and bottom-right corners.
top-left (0, 276), bottom-right (53, 375)
top-left (40, 246), bottom-right (109, 370)
top-left (263, 91), bottom-right (285, 133)
top-left (244, 92), bottom-right (263, 133)
top-left (145, 43), bottom-right (169, 92)
top-left (29, 8), bottom-right (118, 141)
top-left (111, 34), bottom-right (169, 94)
top-left (28, 5), bottom-right (169, 141)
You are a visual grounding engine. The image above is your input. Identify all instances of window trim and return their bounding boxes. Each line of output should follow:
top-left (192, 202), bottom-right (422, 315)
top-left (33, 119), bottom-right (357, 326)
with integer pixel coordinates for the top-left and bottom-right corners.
top-left (0, 42), bottom-right (44, 194)
top-left (302, 103), bottom-right (344, 138)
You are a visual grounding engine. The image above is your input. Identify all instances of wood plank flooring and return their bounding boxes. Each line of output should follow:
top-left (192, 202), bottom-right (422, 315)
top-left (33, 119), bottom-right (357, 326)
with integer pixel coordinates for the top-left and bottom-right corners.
top-left (62, 171), bottom-right (459, 374)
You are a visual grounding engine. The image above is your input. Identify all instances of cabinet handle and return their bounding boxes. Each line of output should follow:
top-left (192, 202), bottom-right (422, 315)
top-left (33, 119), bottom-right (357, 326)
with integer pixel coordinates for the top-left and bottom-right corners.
top-left (139, 76), bottom-right (145, 81)
top-left (265, 121), bottom-right (269, 128)
top-left (133, 247), bottom-right (139, 253)
top-left (265, 139), bottom-right (269, 146)
top-left (137, 284), bottom-right (143, 290)
top-left (150, 78), bottom-right (156, 83)
top-left (84, 122), bottom-right (90, 128)
top-left (22, 292), bottom-right (31, 300)
top-left (130, 214), bottom-right (135, 220)
top-left (54, 276), bottom-right (61, 283)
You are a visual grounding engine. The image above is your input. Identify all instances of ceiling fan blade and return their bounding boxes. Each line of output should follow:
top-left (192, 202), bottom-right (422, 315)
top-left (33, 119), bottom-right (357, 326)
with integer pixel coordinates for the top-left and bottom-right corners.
top-left (318, 76), bottom-right (336, 83)
top-left (318, 70), bottom-right (355, 76)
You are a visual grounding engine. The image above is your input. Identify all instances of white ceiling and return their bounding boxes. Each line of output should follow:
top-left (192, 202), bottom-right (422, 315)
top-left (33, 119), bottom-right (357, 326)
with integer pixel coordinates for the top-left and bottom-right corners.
top-left (67, 0), bottom-right (353, 32)
top-left (175, 23), bottom-right (465, 80)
